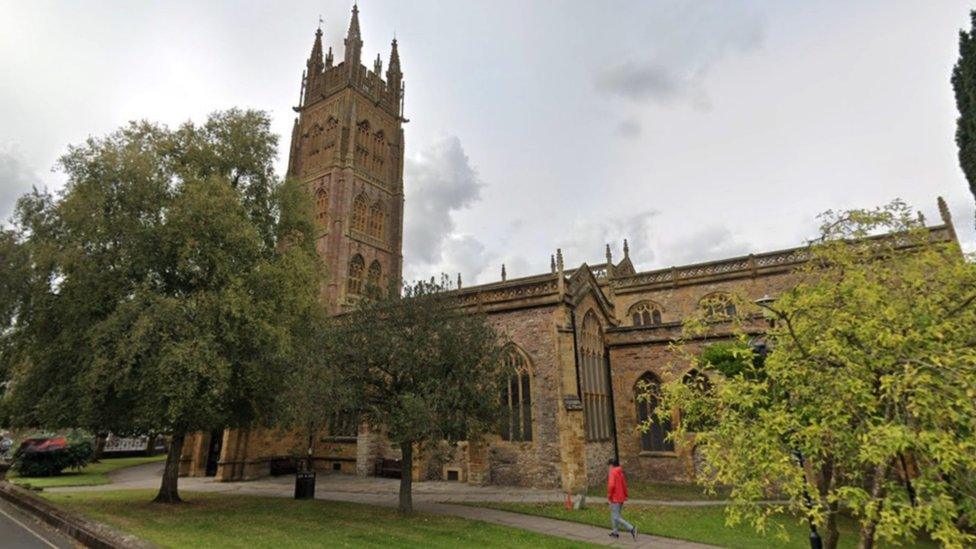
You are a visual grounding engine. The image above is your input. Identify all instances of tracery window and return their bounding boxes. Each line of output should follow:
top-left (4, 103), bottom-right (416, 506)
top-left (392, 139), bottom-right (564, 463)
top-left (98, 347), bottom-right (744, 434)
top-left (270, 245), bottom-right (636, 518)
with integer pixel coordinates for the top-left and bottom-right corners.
top-left (366, 260), bottom-right (382, 296)
top-left (329, 411), bottom-right (359, 437)
top-left (580, 311), bottom-right (612, 442)
top-left (500, 345), bottom-right (532, 442)
top-left (323, 116), bottom-right (338, 153)
top-left (347, 254), bottom-right (365, 295)
top-left (700, 292), bottom-right (737, 320)
top-left (352, 193), bottom-right (368, 233)
top-left (629, 301), bottom-right (663, 326)
top-left (315, 188), bottom-right (328, 226)
top-left (368, 200), bottom-right (385, 239)
top-left (372, 131), bottom-right (386, 174)
top-left (635, 372), bottom-right (674, 452)
top-left (355, 120), bottom-right (370, 167)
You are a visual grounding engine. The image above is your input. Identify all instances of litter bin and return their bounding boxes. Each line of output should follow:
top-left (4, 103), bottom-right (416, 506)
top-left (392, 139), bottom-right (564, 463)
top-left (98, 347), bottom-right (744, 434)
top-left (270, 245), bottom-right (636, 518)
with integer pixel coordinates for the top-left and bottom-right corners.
top-left (294, 471), bottom-right (316, 500)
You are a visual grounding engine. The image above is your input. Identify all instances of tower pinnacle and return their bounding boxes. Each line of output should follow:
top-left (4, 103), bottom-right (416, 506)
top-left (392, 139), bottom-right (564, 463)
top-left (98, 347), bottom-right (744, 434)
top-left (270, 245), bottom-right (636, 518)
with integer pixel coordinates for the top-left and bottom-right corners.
top-left (344, 3), bottom-right (363, 67)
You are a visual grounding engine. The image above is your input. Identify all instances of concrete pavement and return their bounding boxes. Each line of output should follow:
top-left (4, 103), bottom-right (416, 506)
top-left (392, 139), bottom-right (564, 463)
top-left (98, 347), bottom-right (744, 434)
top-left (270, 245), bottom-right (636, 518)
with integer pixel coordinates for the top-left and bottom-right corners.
top-left (49, 462), bottom-right (721, 548)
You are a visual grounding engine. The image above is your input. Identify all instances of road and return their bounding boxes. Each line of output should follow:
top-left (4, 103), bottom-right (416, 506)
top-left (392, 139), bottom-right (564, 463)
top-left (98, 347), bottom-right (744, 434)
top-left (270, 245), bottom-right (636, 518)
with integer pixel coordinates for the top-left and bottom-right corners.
top-left (0, 499), bottom-right (74, 548)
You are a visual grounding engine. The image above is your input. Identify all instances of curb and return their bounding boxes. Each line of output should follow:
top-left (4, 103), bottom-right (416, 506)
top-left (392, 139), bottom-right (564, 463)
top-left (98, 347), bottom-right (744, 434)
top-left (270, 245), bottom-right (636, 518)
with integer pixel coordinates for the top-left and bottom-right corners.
top-left (0, 481), bottom-right (156, 548)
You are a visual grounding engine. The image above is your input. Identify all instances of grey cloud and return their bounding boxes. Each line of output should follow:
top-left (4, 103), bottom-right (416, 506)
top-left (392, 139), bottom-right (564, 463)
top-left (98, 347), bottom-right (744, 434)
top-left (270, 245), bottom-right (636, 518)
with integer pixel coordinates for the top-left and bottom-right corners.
top-left (597, 62), bottom-right (691, 104)
top-left (403, 136), bottom-right (484, 278)
top-left (615, 117), bottom-right (642, 139)
top-left (658, 226), bottom-right (751, 266)
top-left (0, 147), bottom-right (41, 225)
top-left (596, 7), bottom-right (764, 108)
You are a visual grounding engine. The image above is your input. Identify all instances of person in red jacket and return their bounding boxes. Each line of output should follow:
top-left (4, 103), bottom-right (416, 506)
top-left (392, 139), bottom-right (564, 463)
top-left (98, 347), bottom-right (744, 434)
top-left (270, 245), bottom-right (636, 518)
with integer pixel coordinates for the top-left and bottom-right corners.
top-left (607, 458), bottom-right (637, 539)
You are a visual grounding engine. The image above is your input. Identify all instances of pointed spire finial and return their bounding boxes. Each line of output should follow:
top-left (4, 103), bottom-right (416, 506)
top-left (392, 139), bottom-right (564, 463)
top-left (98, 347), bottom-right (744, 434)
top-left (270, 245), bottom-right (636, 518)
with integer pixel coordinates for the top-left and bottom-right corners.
top-left (374, 53), bottom-right (383, 73)
top-left (344, 2), bottom-right (363, 67)
top-left (318, 14), bottom-right (323, 30)
top-left (623, 238), bottom-right (630, 259)
top-left (550, 254), bottom-right (556, 274)
top-left (605, 243), bottom-right (612, 265)
top-left (937, 196), bottom-right (952, 226)
top-left (556, 249), bottom-right (564, 272)
top-left (457, 273), bottom-right (462, 289)
top-left (501, 264), bottom-right (507, 282)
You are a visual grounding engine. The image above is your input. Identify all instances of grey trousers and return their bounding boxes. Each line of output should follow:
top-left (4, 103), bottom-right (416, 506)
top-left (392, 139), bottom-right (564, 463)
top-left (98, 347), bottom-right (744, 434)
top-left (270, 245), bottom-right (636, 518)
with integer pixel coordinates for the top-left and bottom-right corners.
top-left (610, 502), bottom-right (634, 534)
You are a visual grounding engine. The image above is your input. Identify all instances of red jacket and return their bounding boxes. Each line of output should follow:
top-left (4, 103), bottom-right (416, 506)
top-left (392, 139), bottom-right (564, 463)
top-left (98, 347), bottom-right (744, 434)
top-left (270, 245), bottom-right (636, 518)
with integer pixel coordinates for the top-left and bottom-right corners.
top-left (607, 466), bottom-right (628, 503)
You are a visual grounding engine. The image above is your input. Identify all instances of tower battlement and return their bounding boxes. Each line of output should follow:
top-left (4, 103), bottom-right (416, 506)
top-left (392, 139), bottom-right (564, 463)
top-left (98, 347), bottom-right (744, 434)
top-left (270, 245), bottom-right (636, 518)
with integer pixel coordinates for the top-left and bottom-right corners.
top-left (299, 5), bottom-right (402, 120)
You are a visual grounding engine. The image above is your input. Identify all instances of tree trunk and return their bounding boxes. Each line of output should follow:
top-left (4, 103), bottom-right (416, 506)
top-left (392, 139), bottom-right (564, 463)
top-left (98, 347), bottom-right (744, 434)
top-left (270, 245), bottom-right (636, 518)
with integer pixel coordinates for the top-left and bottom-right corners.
top-left (824, 500), bottom-right (840, 549)
top-left (398, 441), bottom-right (413, 514)
top-left (817, 459), bottom-right (840, 549)
top-left (857, 461), bottom-right (890, 549)
top-left (92, 432), bottom-right (108, 463)
top-left (154, 432), bottom-right (184, 504)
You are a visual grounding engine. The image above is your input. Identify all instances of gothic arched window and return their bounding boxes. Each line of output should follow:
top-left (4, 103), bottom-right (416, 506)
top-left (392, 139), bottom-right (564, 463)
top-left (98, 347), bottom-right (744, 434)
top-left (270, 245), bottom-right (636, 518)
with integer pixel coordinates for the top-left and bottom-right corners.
top-left (636, 372), bottom-right (674, 452)
top-left (366, 260), bottom-right (382, 295)
top-left (700, 292), bottom-right (737, 320)
top-left (629, 301), bottom-right (663, 326)
top-left (347, 254), bottom-right (365, 295)
top-left (580, 311), bottom-right (612, 442)
top-left (352, 193), bottom-right (368, 234)
top-left (500, 345), bottom-right (532, 442)
top-left (315, 188), bottom-right (328, 226)
top-left (368, 200), bottom-right (385, 239)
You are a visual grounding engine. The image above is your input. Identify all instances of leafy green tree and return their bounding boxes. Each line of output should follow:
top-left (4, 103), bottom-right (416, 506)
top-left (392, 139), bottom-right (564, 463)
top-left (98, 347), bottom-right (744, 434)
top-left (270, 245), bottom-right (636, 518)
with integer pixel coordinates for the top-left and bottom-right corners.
top-left (333, 279), bottom-right (504, 513)
top-left (953, 9), bottom-right (976, 206)
top-left (0, 111), bottom-right (324, 503)
top-left (659, 201), bottom-right (976, 549)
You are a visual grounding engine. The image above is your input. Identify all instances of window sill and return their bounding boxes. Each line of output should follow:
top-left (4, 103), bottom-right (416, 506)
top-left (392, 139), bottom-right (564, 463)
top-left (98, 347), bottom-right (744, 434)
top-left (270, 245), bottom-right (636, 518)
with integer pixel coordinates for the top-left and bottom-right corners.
top-left (638, 451), bottom-right (678, 458)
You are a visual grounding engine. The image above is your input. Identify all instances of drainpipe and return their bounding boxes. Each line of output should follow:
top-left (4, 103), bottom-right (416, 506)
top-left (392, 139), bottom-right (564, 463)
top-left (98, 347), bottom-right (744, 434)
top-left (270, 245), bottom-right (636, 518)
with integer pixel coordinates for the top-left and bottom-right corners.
top-left (570, 309), bottom-right (582, 400)
top-left (604, 348), bottom-right (619, 463)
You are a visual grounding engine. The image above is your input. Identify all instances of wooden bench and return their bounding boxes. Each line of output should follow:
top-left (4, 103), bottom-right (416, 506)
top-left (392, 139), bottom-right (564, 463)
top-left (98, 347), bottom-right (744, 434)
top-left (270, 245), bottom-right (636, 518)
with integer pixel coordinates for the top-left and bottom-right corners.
top-left (269, 456), bottom-right (298, 476)
top-left (375, 458), bottom-right (402, 479)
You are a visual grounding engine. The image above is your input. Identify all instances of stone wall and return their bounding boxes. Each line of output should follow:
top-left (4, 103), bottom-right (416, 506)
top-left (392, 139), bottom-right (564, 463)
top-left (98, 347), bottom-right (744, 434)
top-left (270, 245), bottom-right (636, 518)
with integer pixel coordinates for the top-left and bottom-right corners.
top-left (607, 269), bottom-right (801, 482)
top-left (482, 305), bottom-right (565, 488)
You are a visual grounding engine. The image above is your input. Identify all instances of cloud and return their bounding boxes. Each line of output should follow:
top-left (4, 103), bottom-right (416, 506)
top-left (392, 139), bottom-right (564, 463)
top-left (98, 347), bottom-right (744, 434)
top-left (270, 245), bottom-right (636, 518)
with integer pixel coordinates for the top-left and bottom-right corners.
top-left (615, 118), bottom-right (642, 139)
top-left (557, 210), bottom-right (658, 268)
top-left (0, 147), bottom-right (42, 225)
top-left (595, 6), bottom-right (764, 109)
top-left (597, 61), bottom-right (701, 106)
top-left (658, 226), bottom-right (751, 266)
top-left (403, 136), bottom-right (485, 280)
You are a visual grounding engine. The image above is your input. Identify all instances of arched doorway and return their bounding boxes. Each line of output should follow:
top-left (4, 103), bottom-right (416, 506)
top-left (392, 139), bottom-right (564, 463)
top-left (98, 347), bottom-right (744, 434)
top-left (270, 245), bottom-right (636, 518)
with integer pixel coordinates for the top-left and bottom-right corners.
top-left (205, 429), bottom-right (223, 477)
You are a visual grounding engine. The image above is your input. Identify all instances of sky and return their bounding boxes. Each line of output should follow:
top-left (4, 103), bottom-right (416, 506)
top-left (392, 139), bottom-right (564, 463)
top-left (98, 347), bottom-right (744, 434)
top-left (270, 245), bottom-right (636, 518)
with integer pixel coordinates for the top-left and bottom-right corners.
top-left (1, 1), bottom-right (975, 285)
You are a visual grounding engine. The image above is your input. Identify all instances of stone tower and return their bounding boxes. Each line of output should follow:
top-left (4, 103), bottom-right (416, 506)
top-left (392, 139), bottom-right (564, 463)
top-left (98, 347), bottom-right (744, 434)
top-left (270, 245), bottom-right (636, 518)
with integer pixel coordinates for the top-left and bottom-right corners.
top-left (287, 5), bottom-right (405, 313)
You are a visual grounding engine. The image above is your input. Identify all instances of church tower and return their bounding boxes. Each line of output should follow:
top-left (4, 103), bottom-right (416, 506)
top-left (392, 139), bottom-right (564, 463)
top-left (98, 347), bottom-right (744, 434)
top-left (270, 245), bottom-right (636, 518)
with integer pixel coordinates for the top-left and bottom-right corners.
top-left (287, 5), bottom-right (405, 313)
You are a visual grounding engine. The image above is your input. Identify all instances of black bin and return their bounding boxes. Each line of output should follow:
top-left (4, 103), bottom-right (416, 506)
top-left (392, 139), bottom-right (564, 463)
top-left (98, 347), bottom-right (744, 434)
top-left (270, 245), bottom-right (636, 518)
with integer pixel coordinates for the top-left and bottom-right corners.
top-left (294, 471), bottom-right (316, 500)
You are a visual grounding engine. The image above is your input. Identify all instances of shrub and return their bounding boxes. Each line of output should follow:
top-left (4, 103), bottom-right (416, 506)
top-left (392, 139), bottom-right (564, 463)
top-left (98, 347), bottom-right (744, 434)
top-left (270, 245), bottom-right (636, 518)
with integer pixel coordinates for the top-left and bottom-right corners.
top-left (13, 437), bottom-right (93, 477)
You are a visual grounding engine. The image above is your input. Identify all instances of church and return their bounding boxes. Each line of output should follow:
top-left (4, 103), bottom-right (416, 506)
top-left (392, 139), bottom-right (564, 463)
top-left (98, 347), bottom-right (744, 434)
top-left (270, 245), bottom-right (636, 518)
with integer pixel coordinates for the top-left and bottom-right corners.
top-left (179, 6), bottom-right (960, 493)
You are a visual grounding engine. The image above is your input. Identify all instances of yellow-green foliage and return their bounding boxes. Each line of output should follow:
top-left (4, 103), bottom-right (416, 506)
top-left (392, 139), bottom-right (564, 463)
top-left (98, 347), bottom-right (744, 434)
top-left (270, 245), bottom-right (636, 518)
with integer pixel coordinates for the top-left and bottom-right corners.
top-left (659, 201), bottom-right (976, 548)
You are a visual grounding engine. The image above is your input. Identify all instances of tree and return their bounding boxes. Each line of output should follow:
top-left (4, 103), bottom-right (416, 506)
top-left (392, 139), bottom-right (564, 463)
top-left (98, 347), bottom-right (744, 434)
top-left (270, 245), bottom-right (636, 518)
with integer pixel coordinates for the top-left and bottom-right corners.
top-left (953, 9), bottom-right (976, 206)
top-left (271, 184), bottom-right (348, 472)
top-left (332, 279), bottom-right (504, 513)
top-left (658, 201), bottom-right (976, 549)
top-left (0, 111), bottom-right (324, 503)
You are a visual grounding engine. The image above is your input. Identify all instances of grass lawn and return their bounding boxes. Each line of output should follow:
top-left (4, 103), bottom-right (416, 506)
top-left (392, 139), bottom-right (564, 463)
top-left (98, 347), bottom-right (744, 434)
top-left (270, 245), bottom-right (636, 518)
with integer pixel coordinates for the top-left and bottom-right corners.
top-left (43, 490), bottom-right (596, 548)
top-left (7, 455), bottom-right (166, 489)
top-left (479, 503), bottom-right (938, 549)
top-left (586, 479), bottom-right (732, 501)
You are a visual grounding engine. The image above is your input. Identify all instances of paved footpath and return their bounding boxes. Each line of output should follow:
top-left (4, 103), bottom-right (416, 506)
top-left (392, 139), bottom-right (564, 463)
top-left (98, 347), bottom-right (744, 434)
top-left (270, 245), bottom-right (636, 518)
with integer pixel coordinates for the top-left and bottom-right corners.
top-left (52, 463), bottom-right (719, 548)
